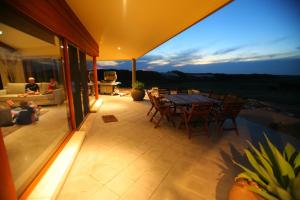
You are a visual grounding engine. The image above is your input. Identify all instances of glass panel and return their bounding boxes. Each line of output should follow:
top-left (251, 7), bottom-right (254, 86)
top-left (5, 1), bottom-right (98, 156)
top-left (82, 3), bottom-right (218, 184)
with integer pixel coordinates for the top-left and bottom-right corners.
top-left (79, 51), bottom-right (89, 116)
top-left (0, 20), bottom-right (70, 195)
top-left (86, 55), bottom-right (96, 103)
top-left (68, 44), bottom-right (83, 128)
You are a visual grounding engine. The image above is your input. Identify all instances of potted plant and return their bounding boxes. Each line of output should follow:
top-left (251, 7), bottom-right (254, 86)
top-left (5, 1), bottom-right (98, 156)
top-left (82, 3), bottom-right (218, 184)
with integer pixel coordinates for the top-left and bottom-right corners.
top-left (131, 81), bottom-right (145, 101)
top-left (229, 133), bottom-right (300, 200)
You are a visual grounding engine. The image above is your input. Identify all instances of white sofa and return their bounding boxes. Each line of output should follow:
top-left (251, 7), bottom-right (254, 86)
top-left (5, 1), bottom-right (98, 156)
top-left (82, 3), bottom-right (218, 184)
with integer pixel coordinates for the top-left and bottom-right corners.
top-left (0, 83), bottom-right (64, 106)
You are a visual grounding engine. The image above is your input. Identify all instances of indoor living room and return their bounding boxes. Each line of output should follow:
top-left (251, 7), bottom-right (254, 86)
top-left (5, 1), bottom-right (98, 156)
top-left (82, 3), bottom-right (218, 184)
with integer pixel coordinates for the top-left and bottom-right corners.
top-left (0, 21), bottom-right (71, 195)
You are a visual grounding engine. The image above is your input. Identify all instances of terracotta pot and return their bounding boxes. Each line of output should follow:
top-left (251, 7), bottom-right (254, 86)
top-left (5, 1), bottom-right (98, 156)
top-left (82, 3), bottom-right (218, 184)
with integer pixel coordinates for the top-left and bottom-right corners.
top-left (228, 181), bottom-right (265, 200)
top-left (131, 88), bottom-right (145, 101)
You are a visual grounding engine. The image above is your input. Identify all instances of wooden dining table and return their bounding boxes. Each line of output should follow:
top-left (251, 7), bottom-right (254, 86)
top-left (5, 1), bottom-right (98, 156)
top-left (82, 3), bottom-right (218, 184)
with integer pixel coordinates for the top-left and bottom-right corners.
top-left (161, 94), bottom-right (221, 138)
top-left (162, 94), bottom-right (220, 106)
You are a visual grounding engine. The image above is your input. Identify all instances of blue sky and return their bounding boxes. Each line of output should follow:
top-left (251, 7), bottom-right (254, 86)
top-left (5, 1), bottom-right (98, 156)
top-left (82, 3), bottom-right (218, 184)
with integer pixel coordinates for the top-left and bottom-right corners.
top-left (98, 0), bottom-right (300, 75)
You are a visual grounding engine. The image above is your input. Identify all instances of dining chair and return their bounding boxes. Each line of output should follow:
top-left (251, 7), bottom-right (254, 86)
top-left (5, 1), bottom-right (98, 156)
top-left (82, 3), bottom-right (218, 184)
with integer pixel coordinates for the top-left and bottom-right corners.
top-left (146, 90), bottom-right (155, 116)
top-left (158, 88), bottom-right (170, 96)
top-left (151, 96), bottom-right (175, 128)
top-left (223, 94), bottom-right (238, 102)
top-left (215, 100), bottom-right (246, 136)
top-left (209, 91), bottom-right (225, 101)
top-left (176, 88), bottom-right (189, 94)
top-left (180, 102), bottom-right (213, 139)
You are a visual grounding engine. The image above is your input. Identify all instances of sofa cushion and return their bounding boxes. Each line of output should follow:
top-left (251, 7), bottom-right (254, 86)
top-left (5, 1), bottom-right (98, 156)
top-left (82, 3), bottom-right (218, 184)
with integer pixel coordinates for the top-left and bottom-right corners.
top-left (6, 83), bottom-right (26, 94)
top-left (39, 82), bottom-right (49, 93)
top-left (5, 82), bottom-right (51, 94)
top-left (27, 94), bottom-right (54, 101)
top-left (0, 94), bottom-right (54, 102)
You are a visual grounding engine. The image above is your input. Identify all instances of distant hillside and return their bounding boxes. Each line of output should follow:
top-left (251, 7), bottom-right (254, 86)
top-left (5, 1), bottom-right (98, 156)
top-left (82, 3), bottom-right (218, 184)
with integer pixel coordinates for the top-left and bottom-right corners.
top-left (97, 69), bottom-right (300, 108)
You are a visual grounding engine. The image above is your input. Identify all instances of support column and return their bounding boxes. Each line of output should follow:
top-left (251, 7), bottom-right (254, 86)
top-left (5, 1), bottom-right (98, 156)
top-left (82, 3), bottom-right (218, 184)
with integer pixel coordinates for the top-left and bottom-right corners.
top-left (0, 128), bottom-right (18, 200)
top-left (132, 58), bottom-right (136, 88)
top-left (62, 39), bottom-right (76, 130)
top-left (93, 56), bottom-right (99, 99)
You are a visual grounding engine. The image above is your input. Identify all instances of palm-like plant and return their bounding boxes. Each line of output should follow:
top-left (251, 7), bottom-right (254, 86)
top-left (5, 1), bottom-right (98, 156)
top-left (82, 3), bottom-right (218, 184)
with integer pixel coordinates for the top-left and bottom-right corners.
top-left (233, 133), bottom-right (300, 200)
top-left (133, 81), bottom-right (145, 90)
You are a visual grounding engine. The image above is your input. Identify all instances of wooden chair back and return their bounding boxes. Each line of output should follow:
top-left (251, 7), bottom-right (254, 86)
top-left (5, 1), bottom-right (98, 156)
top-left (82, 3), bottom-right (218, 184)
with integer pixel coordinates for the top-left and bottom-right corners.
top-left (152, 96), bottom-right (162, 109)
top-left (176, 89), bottom-right (189, 94)
top-left (146, 90), bottom-right (154, 104)
top-left (221, 101), bottom-right (245, 119)
top-left (209, 92), bottom-right (225, 101)
top-left (224, 95), bottom-right (238, 103)
top-left (158, 88), bottom-right (170, 96)
top-left (187, 103), bottom-right (213, 120)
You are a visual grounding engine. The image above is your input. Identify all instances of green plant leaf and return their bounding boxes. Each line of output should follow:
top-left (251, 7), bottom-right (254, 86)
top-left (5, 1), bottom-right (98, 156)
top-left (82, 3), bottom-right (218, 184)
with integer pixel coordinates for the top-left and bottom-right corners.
top-left (235, 172), bottom-right (252, 182)
top-left (291, 173), bottom-right (300, 199)
top-left (245, 149), bottom-right (273, 184)
top-left (133, 81), bottom-right (144, 89)
top-left (294, 153), bottom-right (300, 170)
top-left (283, 143), bottom-right (297, 164)
top-left (233, 160), bottom-right (267, 187)
top-left (248, 141), bottom-right (277, 184)
top-left (259, 142), bottom-right (272, 164)
top-left (271, 185), bottom-right (293, 200)
top-left (265, 134), bottom-right (295, 185)
top-left (247, 185), bottom-right (279, 200)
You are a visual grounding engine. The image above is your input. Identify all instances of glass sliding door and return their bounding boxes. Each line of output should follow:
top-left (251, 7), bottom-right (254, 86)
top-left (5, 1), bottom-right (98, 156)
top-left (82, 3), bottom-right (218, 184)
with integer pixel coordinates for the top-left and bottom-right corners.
top-left (68, 44), bottom-right (84, 128)
top-left (79, 51), bottom-right (89, 116)
top-left (0, 21), bottom-right (70, 195)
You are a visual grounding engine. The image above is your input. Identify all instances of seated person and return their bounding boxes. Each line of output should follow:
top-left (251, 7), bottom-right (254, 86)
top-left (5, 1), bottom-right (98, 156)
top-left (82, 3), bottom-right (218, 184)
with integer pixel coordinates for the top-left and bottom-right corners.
top-left (44, 78), bottom-right (57, 94)
top-left (25, 77), bottom-right (40, 95)
top-left (6, 100), bottom-right (40, 122)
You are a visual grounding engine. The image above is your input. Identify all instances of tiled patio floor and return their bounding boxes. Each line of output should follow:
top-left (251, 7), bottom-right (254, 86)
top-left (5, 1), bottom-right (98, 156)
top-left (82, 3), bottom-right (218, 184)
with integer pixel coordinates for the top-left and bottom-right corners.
top-left (57, 95), bottom-right (300, 200)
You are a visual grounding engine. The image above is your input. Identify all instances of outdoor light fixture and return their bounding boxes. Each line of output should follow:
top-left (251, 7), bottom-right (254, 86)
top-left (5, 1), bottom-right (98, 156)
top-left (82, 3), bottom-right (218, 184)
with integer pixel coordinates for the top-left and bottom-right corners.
top-left (60, 45), bottom-right (64, 49)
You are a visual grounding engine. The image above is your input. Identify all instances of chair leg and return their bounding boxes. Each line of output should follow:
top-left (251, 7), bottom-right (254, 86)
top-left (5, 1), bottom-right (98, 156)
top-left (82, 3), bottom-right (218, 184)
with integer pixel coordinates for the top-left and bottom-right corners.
top-left (150, 110), bottom-right (158, 122)
top-left (184, 115), bottom-right (191, 139)
top-left (204, 121), bottom-right (210, 137)
top-left (168, 113), bottom-right (176, 127)
top-left (147, 105), bottom-right (154, 116)
top-left (217, 119), bottom-right (225, 136)
top-left (232, 118), bottom-right (239, 136)
top-left (177, 117), bottom-right (184, 129)
top-left (154, 113), bottom-right (164, 128)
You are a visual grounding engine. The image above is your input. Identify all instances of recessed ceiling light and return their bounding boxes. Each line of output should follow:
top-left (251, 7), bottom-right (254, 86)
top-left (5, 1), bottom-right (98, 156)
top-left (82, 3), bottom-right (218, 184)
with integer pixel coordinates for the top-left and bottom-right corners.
top-left (117, 47), bottom-right (121, 50)
top-left (0, 30), bottom-right (3, 35)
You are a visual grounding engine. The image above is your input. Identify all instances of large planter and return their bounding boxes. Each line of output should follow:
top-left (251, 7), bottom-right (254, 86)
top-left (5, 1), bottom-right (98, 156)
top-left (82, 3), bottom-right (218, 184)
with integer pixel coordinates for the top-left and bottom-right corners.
top-left (228, 181), bottom-right (265, 200)
top-left (131, 88), bottom-right (145, 101)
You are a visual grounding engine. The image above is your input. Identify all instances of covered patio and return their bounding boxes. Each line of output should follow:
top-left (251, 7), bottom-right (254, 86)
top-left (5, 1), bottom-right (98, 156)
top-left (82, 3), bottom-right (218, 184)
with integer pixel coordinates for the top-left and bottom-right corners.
top-left (57, 95), bottom-right (300, 200)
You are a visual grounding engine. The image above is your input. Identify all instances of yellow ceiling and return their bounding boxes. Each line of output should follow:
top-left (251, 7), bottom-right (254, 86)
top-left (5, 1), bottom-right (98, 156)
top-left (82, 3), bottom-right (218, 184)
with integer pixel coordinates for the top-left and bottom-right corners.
top-left (0, 23), bottom-right (60, 58)
top-left (66, 0), bottom-right (231, 61)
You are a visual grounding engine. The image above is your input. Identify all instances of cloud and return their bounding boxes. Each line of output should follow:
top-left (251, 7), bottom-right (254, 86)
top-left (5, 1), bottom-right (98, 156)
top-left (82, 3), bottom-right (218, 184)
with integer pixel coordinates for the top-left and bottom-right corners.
top-left (173, 51), bottom-right (300, 67)
top-left (269, 36), bottom-right (289, 44)
top-left (143, 66), bottom-right (155, 71)
top-left (148, 59), bottom-right (170, 65)
top-left (98, 45), bottom-right (300, 74)
top-left (213, 46), bottom-right (245, 55)
top-left (97, 61), bottom-right (119, 66)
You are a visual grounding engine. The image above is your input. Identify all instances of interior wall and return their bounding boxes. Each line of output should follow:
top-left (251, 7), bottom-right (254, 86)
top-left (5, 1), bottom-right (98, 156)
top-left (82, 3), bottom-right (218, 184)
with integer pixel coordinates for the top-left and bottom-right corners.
top-left (0, 47), bottom-right (25, 87)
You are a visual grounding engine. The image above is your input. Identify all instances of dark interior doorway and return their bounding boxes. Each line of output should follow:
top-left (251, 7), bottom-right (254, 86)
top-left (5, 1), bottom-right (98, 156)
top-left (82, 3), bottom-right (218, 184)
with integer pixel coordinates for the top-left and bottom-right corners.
top-left (68, 44), bottom-right (84, 128)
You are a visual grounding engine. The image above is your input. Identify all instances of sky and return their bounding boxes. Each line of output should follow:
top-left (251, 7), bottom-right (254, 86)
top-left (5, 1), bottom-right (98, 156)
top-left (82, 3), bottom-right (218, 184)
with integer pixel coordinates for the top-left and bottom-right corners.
top-left (97, 0), bottom-right (300, 75)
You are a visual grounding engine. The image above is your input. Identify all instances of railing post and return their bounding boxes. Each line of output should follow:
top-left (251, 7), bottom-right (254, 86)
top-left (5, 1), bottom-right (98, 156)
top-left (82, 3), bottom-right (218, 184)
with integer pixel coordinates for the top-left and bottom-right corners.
top-left (93, 56), bottom-right (99, 99)
top-left (132, 58), bottom-right (136, 88)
